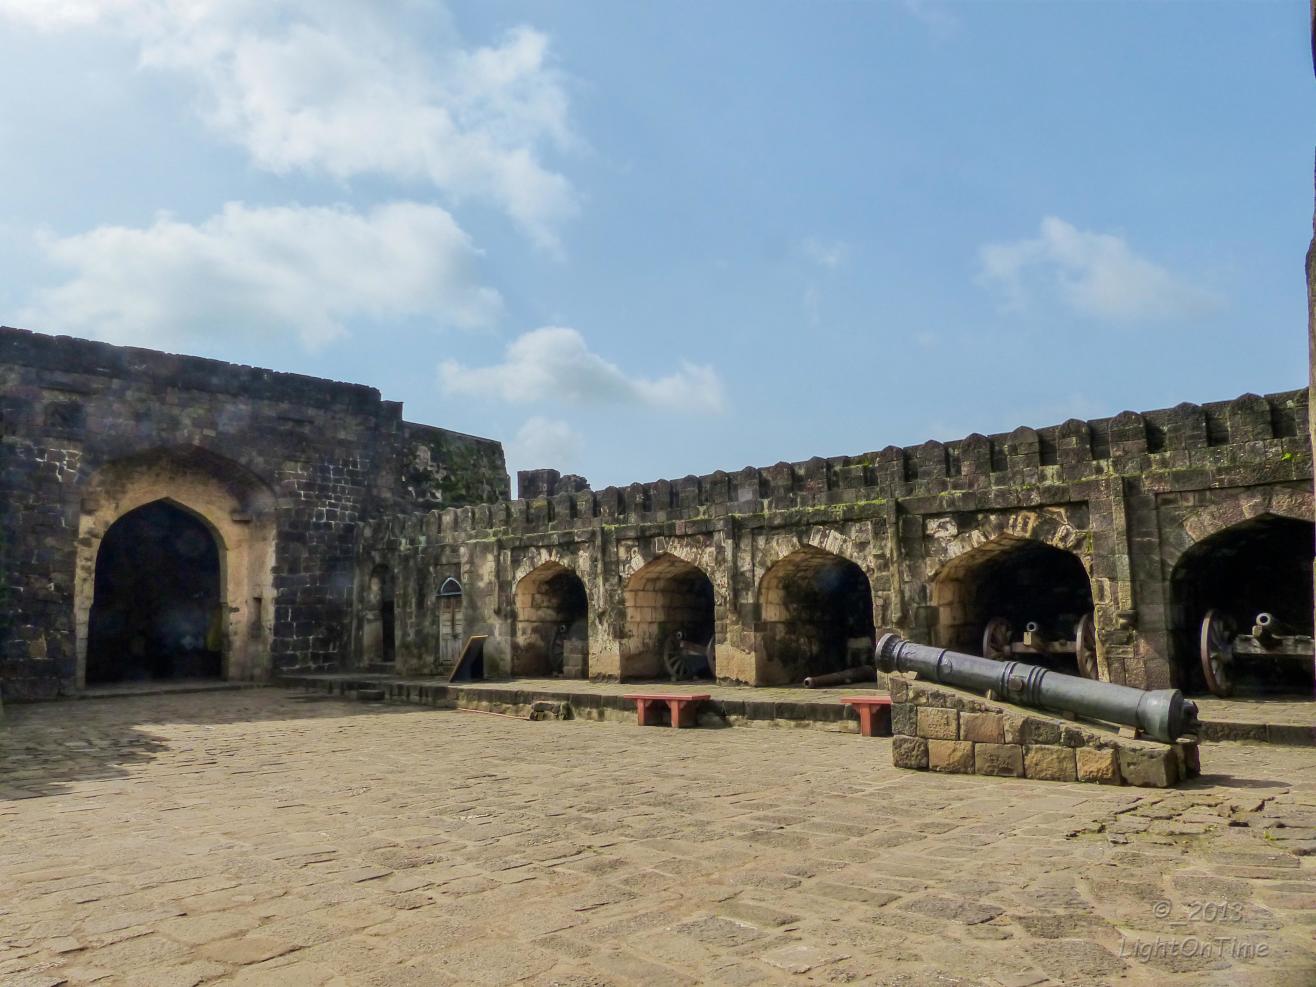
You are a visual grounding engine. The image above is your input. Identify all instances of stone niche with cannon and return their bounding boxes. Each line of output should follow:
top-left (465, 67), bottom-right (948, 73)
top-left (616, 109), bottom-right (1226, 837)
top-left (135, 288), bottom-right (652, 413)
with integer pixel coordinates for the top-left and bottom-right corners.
top-left (1172, 513), bottom-right (1315, 698)
top-left (1199, 610), bottom-right (1315, 698)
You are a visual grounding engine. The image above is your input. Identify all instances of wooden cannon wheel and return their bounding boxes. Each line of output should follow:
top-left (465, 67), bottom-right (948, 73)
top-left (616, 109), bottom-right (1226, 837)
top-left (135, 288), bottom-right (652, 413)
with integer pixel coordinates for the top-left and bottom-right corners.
top-left (663, 631), bottom-right (712, 681)
top-left (982, 617), bottom-right (1012, 661)
top-left (1074, 612), bottom-right (1098, 680)
top-left (1200, 608), bottom-right (1236, 698)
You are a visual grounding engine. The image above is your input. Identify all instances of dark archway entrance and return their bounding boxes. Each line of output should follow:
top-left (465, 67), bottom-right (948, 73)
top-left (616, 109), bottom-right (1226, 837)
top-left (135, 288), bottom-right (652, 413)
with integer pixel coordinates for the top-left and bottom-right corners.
top-left (932, 537), bottom-right (1093, 676)
top-left (622, 554), bottom-right (716, 679)
top-left (758, 548), bottom-right (875, 684)
top-left (513, 563), bottom-right (589, 677)
top-left (1170, 515), bottom-right (1314, 695)
top-left (86, 500), bottom-right (223, 683)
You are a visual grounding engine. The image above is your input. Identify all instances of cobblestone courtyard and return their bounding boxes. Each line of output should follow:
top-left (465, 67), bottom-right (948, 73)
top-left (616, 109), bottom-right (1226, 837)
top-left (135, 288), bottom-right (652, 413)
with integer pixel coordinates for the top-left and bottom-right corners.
top-left (1, 691), bottom-right (1313, 987)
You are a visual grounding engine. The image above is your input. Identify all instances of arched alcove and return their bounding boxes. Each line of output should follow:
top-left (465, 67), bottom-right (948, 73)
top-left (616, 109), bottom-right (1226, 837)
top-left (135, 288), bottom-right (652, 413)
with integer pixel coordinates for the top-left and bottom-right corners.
top-left (75, 447), bottom-right (277, 687)
top-left (622, 554), bottom-right (715, 679)
top-left (931, 535), bottom-right (1094, 674)
top-left (1169, 514), bottom-right (1314, 695)
top-left (513, 562), bottom-right (589, 677)
top-left (757, 547), bottom-right (874, 684)
top-left (86, 500), bottom-right (223, 683)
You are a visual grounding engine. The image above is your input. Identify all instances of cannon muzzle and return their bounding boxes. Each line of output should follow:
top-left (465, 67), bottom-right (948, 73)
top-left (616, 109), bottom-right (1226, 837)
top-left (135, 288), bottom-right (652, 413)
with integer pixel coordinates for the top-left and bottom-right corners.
top-left (875, 633), bottom-right (1199, 743)
top-left (1252, 612), bottom-right (1277, 639)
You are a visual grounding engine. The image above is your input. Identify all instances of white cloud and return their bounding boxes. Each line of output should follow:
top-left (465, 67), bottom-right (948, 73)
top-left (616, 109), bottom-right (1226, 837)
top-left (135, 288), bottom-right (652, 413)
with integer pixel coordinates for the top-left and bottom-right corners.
top-left (507, 416), bottom-right (583, 471)
top-left (802, 236), bottom-right (846, 270)
top-left (902, 0), bottom-right (961, 40)
top-left (21, 201), bottom-right (502, 351)
top-left (978, 216), bottom-right (1221, 322)
top-left (0, 0), bottom-right (576, 249)
top-left (438, 327), bottom-right (726, 414)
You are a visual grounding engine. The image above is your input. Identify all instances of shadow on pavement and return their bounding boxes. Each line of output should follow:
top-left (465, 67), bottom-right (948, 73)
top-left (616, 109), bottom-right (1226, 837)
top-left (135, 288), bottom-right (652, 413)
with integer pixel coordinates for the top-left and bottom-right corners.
top-left (0, 687), bottom-right (438, 801)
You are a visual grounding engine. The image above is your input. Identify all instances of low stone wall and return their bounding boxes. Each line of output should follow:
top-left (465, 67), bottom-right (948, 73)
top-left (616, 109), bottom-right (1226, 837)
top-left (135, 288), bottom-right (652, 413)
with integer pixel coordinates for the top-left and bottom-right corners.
top-left (889, 676), bottom-right (1200, 788)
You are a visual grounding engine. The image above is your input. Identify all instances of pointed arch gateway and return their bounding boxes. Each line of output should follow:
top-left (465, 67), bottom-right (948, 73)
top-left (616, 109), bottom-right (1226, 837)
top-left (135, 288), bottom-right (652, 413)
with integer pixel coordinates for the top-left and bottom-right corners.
top-left (756, 546), bottom-right (875, 685)
top-left (75, 446), bottom-right (278, 687)
top-left (513, 562), bottom-right (589, 676)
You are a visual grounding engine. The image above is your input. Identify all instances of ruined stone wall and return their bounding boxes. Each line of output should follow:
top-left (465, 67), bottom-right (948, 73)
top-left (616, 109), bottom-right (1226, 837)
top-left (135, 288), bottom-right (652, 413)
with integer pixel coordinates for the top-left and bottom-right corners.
top-left (365, 390), bottom-right (1311, 691)
top-left (0, 326), bottom-right (506, 699)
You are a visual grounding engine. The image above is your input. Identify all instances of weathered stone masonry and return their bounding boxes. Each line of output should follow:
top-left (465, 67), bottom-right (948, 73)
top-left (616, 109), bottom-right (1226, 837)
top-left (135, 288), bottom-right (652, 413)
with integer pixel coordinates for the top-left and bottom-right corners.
top-left (363, 390), bottom-right (1312, 693)
top-left (0, 327), bottom-right (506, 699)
top-left (3, 325), bottom-right (1310, 702)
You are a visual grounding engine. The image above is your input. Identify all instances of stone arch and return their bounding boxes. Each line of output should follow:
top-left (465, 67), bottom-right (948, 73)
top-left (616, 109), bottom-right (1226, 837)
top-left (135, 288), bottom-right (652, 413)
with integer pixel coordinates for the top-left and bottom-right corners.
top-left (1168, 512), bottom-right (1314, 695)
top-left (927, 511), bottom-right (1089, 583)
top-left (513, 561), bottom-right (589, 677)
top-left (755, 526), bottom-right (873, 582)
top-left (362, 563), bottom-right (396, 665)
top-left (618, 537), bottom-right (719, 592)
top-left (621, 552), bottom-right (716, 680)
top-left (755, 546), bottom-right (875, 685)
top-left (75, 447), bottom-right (277, 687)
top-left (1161, 487), bottom-right (1314, 574)
top-left (929, 531), bottom-right (1094, 669)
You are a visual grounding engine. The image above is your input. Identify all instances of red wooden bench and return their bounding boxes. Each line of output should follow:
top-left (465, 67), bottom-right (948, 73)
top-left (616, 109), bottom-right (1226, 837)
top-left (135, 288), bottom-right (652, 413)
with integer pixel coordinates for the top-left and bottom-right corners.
top-left (841, 696), bottom-right (893, 737)
top-left (624, 693), bottom-right (710, 728)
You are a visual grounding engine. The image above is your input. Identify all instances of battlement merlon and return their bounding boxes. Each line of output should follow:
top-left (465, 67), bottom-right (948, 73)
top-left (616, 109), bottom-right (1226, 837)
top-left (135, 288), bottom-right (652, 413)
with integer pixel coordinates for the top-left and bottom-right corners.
top-left (444, 388), bottom-right (1309, 538)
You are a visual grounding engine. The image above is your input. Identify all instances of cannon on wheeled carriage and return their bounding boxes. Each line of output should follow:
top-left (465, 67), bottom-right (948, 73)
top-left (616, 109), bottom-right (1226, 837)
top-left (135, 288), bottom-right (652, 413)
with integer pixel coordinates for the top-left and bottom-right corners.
top-left (981, 613), bottom-right (1098, 679)
top-left (662, 630), bottom-right (714, 681)
top-left (1198, 610), bottom-right (1315, 698)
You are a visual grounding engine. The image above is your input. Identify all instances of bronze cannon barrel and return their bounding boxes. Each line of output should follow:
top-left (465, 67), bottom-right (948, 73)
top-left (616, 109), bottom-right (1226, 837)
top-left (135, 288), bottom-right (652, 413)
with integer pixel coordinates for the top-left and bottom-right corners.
top-left (874, 633), bottom-right (1199, 744)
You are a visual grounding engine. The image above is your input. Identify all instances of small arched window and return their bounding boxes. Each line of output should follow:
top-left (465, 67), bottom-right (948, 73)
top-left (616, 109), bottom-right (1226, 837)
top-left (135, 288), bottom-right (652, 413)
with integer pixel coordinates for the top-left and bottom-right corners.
top-left (438, 577), bottom-right (463, 598)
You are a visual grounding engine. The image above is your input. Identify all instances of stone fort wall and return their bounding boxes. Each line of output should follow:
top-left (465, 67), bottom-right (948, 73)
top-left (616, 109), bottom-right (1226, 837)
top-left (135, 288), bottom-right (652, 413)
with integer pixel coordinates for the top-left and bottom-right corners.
top-left (361, 389), bottom-right (1312, 691)
top-left (0, 326), bottom-right (507, 699)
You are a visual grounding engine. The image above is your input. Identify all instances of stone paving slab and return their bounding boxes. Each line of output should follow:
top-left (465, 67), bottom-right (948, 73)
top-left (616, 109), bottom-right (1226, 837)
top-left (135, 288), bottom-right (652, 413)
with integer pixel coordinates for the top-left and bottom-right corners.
top-left (1, 691), bottom-right (1314, 986)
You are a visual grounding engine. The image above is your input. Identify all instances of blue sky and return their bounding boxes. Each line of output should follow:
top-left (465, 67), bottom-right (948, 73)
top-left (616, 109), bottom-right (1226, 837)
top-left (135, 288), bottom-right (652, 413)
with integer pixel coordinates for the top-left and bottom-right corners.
top-left (0, 1), bottom-right (1310, 490)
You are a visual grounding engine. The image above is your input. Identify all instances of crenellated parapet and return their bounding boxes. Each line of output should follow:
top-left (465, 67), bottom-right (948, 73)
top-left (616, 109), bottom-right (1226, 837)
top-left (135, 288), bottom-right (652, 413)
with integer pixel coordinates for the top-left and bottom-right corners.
top-left (424, 389), bottom-right (1309, 539)
top-left (360, 384), bottom-right (1312, 694)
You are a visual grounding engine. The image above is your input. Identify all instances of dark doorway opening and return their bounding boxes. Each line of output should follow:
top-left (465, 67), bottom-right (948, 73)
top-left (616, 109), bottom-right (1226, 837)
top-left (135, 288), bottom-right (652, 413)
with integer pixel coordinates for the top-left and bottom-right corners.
top-left (364, 564), bottom-right (396, 666)
top-left (1170, 515), bottom-right (1314, 695)
top-left (87, 500), bottom-right (223, 684)
top-left (514, 563), bottom-right (589, 677)
top-left (933, 538), bottom-right (1094, 676)
top-left (623, 554), bottom-right (716, 680)
top-left (759, 548), bottom-right (875, 683)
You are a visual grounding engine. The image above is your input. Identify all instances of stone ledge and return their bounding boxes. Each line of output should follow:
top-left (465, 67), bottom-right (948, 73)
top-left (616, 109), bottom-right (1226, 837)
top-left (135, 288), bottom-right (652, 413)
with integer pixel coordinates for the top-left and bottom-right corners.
top-left (890, 677), bottom-right (1199, 788)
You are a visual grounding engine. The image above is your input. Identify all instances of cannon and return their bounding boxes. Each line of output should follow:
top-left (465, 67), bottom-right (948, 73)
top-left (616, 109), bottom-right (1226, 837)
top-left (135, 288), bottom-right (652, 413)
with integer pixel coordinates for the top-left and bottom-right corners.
top-left (1199, 610), bottom-right (1315, 698)
top-left (982, 613), bottom-right (1097, 679)
top-left (875, 632), bottom-right (1199, 743)
top-left (663, 630), bottom-right (714, 680)
top-left (803, 665), bottom-right (876, 689)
